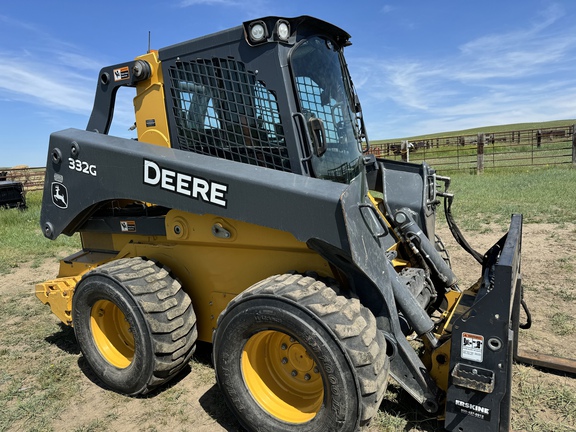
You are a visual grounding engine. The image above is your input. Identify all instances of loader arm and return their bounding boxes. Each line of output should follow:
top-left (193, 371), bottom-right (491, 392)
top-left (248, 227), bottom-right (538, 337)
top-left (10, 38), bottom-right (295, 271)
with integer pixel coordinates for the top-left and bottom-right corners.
top-left (41, 128), bottom-right (349, 248)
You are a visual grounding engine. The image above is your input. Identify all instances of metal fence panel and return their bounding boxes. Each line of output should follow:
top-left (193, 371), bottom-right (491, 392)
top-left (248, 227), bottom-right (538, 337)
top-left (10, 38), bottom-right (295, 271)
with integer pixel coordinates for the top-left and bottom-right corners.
top-left (367, 125), bottom-right (575, 174)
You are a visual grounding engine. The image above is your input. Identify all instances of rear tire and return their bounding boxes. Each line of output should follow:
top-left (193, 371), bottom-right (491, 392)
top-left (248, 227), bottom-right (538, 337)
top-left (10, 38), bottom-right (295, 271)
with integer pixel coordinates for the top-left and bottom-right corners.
top-left (213, 273), bottom-right (389, 431)
top-left (435, 234), bottom-right (452, 267)
top-left (72, 257), bottom-right (197, 395)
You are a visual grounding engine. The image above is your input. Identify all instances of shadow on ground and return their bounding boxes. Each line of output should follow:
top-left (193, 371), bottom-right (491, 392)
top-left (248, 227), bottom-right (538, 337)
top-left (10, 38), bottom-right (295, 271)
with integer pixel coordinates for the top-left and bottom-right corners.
top-left (45, 327), bottom-right (443, 431)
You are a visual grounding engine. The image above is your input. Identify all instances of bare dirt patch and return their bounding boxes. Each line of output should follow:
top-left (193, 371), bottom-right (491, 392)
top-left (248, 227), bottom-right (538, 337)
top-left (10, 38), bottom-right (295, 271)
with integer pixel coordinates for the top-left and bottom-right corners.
top-left (438, 223), bottom-right (576, 361)
top-left (1, 223), bottom-right (575, 431)
top-left (437, 223), bottom-right (576, 432)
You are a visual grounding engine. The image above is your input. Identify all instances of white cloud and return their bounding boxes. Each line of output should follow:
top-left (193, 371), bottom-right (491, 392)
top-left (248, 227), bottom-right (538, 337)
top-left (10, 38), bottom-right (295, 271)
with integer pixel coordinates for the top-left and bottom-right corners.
top-left (352, 58), bottom-right (453, 112)
top-left (351, 4), bottom-right (576, 138)
top-left (457, 34), bottom-right (575, 81)
top-left (0, 15), bottom-right (112, 119)
top-left (55, 52), bottom-right (105, 72)
top-left (381, 5), bottom-right (395, 14)
top-left (0, 57), bottom-right (94, 114)
top-left (455, 4), bottom-right (573, 81)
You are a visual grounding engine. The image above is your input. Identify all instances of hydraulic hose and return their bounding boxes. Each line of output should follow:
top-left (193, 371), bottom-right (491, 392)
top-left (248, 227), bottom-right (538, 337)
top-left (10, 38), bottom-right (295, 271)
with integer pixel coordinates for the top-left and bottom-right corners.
top-left (443, 194), bottom-right (484, 265)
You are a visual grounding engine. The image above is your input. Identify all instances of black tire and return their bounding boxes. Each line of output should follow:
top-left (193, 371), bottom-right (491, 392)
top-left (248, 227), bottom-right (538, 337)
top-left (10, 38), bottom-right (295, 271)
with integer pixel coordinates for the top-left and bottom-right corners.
top-left (435, 234), bottom-right (452, 268)
top-left (72, 257), bottom-right (197, 395)
top-left (213, 273), bottom-right (389, 432)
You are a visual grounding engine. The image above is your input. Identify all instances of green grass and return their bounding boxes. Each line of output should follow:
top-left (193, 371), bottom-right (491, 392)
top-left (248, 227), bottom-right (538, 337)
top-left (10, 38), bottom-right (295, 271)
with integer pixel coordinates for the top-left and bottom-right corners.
top-left (0, 294), bottom-right (82, 432)
top-left (512, 365), bottom-right (576, 431)
top-left (437, 166), bottom-right (576, 230)
top-left (368, 382), bottom-right (440, 431)
top-left (0, 191), bottom-right (80, 274)
top-left (550, 313), bottom-right (576, 337)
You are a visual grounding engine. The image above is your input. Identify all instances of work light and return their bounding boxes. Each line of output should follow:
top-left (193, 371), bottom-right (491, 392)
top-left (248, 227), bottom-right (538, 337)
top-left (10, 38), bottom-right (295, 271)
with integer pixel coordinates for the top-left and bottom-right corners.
top-left (249, 21), bottom-right (267, 43)
top-left (276, 20), bottom-right (290, 41)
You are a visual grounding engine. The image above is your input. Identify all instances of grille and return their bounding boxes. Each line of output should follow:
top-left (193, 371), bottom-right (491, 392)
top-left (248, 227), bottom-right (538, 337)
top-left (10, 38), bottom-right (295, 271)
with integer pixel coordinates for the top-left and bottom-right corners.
top-left (168, 58), bottom-right (291, 172)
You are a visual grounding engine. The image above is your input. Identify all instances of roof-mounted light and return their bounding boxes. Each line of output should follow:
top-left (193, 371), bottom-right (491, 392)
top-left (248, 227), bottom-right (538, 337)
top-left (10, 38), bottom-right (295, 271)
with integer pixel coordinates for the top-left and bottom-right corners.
top-left (248, 21), bottom-right (268, 44)
top-left (276, 20), bottom-right (290, 42)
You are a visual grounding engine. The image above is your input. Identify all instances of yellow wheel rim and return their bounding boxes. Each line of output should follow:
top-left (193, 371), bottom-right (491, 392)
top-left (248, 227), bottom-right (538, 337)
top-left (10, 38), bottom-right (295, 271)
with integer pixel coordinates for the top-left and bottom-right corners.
top-left (90, 300), bottom-right (135, 368)
top-left (242, 330), bottom-right (323, 423)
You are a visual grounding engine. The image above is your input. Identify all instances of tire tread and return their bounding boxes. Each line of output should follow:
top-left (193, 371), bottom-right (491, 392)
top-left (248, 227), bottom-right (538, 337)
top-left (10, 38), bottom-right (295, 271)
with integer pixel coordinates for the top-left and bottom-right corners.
top-left (222, 273), bottom-right (389, 426)
top-left (91, 257), bottom-right (197, 394)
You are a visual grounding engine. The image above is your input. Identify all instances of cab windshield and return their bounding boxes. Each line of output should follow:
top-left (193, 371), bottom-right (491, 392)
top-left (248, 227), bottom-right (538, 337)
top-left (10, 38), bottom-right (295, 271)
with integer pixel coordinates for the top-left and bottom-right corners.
top-left (291, 36), bottom-right (363, 184)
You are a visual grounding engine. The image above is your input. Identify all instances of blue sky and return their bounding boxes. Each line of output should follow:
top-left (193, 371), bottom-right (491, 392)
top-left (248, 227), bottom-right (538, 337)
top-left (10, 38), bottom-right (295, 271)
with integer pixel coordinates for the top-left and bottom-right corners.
top-left (2, 0), bottom-right (576, 167)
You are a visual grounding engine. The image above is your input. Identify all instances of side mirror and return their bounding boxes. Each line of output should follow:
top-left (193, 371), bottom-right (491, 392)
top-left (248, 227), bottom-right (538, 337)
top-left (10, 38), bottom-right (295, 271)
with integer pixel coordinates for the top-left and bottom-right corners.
top-left (308, 117), bottom-right (326, 157)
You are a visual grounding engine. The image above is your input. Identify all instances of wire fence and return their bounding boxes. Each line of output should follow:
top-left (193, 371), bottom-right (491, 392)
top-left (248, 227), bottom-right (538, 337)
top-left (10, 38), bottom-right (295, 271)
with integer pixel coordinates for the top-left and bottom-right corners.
top-left (367, 125), bottom-right (576, 174)
top-left (0, 167), bottom-right (45, 192)
top-left (3, 125), bottom-right (575, 191)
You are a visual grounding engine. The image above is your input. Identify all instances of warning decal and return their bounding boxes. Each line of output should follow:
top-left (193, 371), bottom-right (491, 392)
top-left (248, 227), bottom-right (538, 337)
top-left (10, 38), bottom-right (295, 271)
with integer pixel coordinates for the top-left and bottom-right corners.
top-left (120, 221), bottom-right (136, 232)
top-left (113, 66), bottom-right (130, 81)
top-left (461, 332), bottom-right (484, 363)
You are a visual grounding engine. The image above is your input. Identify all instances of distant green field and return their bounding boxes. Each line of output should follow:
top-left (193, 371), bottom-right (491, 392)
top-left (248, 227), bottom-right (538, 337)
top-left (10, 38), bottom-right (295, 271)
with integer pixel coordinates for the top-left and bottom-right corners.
top-left (372, 119), bottom-right (576, 144)
top-left (440, 166), bottom-right (576, 230)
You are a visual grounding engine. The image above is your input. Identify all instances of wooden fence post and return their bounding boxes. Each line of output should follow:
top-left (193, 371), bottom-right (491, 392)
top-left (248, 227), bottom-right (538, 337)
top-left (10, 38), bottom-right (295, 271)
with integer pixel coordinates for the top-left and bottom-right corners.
top-left (572, 124), bottom-right (576, 167)
top-left (401, 140), bottom-right (409, 162)
top-left (477, 133), bottom-right (485, 174)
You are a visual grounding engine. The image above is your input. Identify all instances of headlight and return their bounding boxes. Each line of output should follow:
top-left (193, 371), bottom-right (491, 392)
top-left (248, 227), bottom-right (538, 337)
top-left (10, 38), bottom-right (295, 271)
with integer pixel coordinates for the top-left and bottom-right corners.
top-left (276, 20), bottom-right (290, 41)
top-left (248, 21), bottom-right (267, 44)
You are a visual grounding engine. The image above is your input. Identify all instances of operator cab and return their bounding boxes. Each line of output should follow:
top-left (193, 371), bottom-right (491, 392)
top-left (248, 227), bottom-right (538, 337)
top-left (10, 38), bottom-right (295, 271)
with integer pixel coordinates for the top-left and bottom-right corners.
top-left (157, 16), bottom-right (367, 184)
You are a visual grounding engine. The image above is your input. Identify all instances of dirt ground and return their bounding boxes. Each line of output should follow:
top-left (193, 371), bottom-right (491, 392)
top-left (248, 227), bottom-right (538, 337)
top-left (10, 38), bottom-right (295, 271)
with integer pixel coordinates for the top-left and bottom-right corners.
top-left (2, 222), bottom-right (576, 431)
top-left (440, 222), bottom-right (576, 362)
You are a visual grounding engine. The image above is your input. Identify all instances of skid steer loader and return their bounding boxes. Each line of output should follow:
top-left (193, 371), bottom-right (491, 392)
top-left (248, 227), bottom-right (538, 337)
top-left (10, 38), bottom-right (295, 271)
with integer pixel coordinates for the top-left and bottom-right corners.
top-left (36, 16), bottom-right (528, 431)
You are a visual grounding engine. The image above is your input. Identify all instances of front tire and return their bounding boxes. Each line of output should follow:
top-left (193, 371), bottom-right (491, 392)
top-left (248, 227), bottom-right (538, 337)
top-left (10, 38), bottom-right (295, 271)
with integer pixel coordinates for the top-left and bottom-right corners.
top-left (72, 257), bottom-right (197, 395)
top-left (213, 273), bottom-right (389, 431)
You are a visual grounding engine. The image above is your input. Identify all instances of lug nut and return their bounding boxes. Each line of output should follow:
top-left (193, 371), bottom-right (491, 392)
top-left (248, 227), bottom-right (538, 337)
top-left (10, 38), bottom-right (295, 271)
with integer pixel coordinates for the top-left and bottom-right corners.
top-left (304, 374), bottom-right (311, 381)
top-left (281, 343), bottom-right (287, 350)
top-left (281, 357), bottom-right (288, 364)
top-left (291, 370), bottom-right (298, 377)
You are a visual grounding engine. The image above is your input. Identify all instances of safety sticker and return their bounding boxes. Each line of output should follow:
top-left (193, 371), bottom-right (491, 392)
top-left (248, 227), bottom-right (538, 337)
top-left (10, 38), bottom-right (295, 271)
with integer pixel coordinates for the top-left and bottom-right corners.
top-left (51, 182), bottom-right (68, 209)
top-left (461, 332), bottom-right (484, 363)
top-left (120, 221), bottom-right (136, 232)
top-left (113, 66), bottom-right (130, 81)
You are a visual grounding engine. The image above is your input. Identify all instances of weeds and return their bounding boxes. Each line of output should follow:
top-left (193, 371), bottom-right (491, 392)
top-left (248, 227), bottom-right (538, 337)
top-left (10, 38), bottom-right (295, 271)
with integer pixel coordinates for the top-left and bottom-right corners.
top-left (550, 313), bottom-right (576, 336)
top-left (437, 167), bottom-right (576, 230)
top-left (0, 191), bottom-right (80, 274)
top-left (513, 365), bottom-right (576, 431)
top-left (0, 297), bottom-right (81, 432)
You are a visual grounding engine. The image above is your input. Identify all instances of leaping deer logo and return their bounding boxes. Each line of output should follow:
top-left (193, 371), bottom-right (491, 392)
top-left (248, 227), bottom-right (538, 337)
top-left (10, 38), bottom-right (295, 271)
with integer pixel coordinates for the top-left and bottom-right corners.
top-left (51, 183), bottom-right (68, 209)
